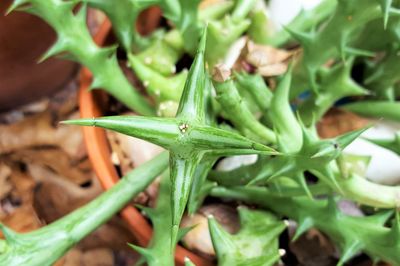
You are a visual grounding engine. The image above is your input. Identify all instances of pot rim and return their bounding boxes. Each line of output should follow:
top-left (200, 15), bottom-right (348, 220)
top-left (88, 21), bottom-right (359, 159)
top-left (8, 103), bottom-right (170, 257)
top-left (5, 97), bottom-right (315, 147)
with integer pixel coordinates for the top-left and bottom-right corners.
top-left (78, 18), bottom-right (211, 266)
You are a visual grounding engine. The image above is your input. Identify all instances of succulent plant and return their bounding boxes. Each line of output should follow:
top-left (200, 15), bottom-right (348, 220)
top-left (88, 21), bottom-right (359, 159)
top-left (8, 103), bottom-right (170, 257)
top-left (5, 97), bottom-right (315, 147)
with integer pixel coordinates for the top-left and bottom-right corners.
top-left (211, 186), bottom-right (400, 265)
top-left (8, 0), bottom-right (155, 115)
top-left (65, 30), bottom-right (277, 247)
top-left (7, 0), bottom-right (400, 265)
top-left (0, 152), bottom-right (168, 266)
top-left (208, 207), bottom-right (286, 266)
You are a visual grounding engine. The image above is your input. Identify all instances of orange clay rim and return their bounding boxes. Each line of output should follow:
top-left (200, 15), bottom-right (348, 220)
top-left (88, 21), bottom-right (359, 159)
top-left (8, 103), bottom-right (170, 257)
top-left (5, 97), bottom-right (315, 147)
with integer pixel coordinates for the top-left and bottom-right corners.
top-left (78, 17), bottom-right (212, 266)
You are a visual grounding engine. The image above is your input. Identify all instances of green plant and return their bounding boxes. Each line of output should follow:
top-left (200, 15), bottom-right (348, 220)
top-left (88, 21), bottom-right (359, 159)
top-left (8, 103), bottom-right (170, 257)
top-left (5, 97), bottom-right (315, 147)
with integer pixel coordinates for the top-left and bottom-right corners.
top-left (5, 0), bottom-right (400, 265)
top-left (65, 30), bottom-right (277, 247)
top-left (208, 207), bottom-right (286, 266)
top-left (0, 152), bottom-right (168, 266)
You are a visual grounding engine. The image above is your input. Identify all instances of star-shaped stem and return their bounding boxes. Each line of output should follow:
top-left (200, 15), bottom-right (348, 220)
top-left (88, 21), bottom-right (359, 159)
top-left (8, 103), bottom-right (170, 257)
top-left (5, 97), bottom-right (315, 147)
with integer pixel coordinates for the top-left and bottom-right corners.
top-left (63, 28), bottom-right (277, 248)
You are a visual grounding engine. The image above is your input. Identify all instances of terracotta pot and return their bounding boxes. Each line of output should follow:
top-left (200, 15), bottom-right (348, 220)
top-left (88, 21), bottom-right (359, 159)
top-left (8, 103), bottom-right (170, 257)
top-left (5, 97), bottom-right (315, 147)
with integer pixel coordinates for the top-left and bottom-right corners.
top-left (0, 0), bottom-right (77, 111)
top-left (79, 16), bottom-right (212, 266)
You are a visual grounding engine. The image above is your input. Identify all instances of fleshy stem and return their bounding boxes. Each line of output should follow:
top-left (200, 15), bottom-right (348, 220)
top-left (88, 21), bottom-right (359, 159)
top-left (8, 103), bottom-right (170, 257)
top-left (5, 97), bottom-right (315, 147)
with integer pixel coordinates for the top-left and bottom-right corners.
top-left (210, 185), bottom-right (400, 265)
top-left (63, 29), bottom-right (277, 249)
top-left (0, 152), bottom-right (168, 266)
top-left (8, 0), bottom-right (154, 115)
top-left (212, 69), bottom-right (276, 144)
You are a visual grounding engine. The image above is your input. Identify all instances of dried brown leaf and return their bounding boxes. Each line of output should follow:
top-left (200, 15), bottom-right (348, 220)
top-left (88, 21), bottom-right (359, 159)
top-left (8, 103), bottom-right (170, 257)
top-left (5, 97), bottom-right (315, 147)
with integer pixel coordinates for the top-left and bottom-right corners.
top-left (290, 228), bottom-right (336, 266)
top-left (317, 109), bottom-right (369, 139)
top-left (257, 63), bottom-right (288, 77)
top-left (0, 163), bottom-right (12, 200)
top-left (11, 148), bottom-right (92, 185)
top-left (29, 164), bottom-right (100, 222)
top-left (0, 111), bottom-right (83, 158)
top-left (0, 205), bottom-right (42, 235)
top-left (245, 42), bottom-right (291, 67)
top-left (212, 64), bottom-right (231, 83)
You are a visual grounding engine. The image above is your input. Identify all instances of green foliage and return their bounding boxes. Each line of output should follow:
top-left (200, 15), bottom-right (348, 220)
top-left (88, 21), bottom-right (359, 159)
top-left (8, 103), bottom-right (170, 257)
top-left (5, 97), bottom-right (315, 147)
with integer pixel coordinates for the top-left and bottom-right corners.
top-left (9, 0), bottom-right (400, 265)
top-left (205, 0), bottom-right (256, 66)
top-left (130, 172), bottom-right (176, 266)
top-left (9, 0), bottom-right (155, 115)
top-left (0, 153), bottom-right (168, 266)
top-left (342, 101), bottom-right (400, 121)
top-left (211, 186), bottom-right (400, 265)
top-left (65, 30), bottom-right (277, 248)
top-left (213, 75), bottom-right (275, 144)
top-left (82, 0), bottom-right (154, 51)
top-left (208, 207), bottom-right (285, 266)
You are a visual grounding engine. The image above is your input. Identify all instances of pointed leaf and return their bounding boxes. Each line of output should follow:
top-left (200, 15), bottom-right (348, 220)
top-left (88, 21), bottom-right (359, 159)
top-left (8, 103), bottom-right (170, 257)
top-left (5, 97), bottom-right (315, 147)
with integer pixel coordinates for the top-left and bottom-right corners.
top-left (62, 116), bottom-right (178, 148)
top-left (176, 28), bottom-right (207, 123)
top-left (169, 153), bottom-right (202, 246)
top-left (338, 241), bottom-right (363, 266)
top-left (269, 66), bottom-right (302, 153)
top-left (292, 217), bottom-right (314, 242)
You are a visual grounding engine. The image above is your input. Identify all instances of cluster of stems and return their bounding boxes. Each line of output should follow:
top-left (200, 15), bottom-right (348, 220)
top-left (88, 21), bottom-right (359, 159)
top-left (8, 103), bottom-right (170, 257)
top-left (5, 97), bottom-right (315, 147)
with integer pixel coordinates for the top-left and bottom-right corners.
top-left (4, 0), bottom-right (400, 265)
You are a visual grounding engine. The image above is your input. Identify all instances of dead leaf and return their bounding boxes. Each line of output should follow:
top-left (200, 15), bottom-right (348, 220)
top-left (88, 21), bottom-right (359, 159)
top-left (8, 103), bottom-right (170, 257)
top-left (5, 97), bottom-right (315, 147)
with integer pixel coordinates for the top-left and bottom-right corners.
top-left (0, 163), bottom-right (12, 200)
top-left (0, 205), bottom-right (42, 235)
top-left (233, 39), bottom-right (293, 77)
top-left (258, 63), bottom-right (288, 77)
top-left (11, 148), bottom-right (92, 185)
top-left (82, 248), bottom-right (114, 266)
top-left (212, 64), bottom-right (232, 82)
top-left (29, 164), bottom-right (100, 223)
top-left (317, 109), bottom-right (369, 139)
top-left (57, 249), bottom-right (83, 266)
top-left (245, 42), bottom-right (292, 67)
top-left (290, 228), bottom-right (336, 266)
top-left (0, 111), bottom-right (83, 158)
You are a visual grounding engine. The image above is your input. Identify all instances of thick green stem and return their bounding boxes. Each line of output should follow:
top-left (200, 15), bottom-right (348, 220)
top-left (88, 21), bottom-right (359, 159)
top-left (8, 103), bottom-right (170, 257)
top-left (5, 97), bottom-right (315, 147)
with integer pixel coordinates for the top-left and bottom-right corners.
top-left (210, 185), bottom-right (400, 265)
top-left (214, 79), bottom-right (276, 144)
top-left (339, 174), bottom-right (400, 208)
top-left (0, 152), bottom-right (169, 266)
top-left (12, 0), bottom-right (154, 115)
top-left (342, 101), bottom-right (400, 121)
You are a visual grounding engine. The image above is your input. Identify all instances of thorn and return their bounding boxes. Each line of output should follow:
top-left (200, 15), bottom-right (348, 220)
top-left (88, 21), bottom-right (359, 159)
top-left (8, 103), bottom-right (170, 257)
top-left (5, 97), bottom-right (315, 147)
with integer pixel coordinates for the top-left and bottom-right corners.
top-left (295, 172), bottom-right (313, 199)
top-left (338, 241), bottom-right (363, 265)
top-left (292, 217), bottom-right (313, 242)
top-left (127, 243), bottom-right (152, 258)
top-left (283, 27), bottom-right (313, 47)
top-left (380, 0), bottom-right (393, 29)
top-left (5, 0), bottom-right (28, 15)
top-left (38, 39), bottom-right (67, 63)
